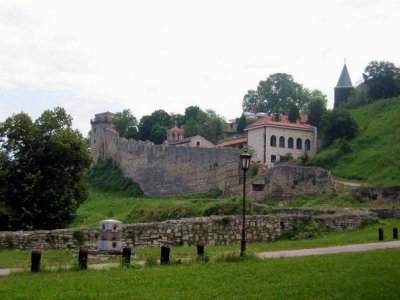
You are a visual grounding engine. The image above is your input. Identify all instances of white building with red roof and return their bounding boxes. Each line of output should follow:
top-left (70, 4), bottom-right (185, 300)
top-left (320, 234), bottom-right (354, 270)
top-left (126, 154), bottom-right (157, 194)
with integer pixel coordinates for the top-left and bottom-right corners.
top-left (245, 115), bottom-right (317, 166)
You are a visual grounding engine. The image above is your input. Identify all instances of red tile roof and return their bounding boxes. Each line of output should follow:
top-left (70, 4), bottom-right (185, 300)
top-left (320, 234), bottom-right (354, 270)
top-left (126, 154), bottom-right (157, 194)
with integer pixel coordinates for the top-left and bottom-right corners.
top-left (246, 116), bottom-right (314, 131)
top-left (216, 137), bottom-right (247, 148)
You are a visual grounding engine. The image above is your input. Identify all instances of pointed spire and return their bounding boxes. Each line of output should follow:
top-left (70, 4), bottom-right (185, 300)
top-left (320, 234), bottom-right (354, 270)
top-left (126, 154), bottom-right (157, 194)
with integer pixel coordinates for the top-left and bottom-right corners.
top-left (336, 63), bottom-right (353, 88)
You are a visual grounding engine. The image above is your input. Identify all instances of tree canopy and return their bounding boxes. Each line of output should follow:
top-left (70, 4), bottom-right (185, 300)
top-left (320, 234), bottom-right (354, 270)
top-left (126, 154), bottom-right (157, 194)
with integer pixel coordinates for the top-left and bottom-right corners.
top-left (362, 60), bottom-right (400, 101)
top-left (242, 73), bottom-right (324, 115)
top-left (0, 107), bottom-right (92, 230)
top-left (113, 109), bottom-right (138, 139)
top-left (323, 109), bottom-right (358, 146)
top-left (138, 109), bottom-right (173, 144)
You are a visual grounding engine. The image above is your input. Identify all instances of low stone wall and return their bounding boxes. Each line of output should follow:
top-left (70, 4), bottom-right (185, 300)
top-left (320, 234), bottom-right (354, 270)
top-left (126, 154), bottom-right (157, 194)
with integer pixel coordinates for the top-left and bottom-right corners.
top-left (0, 212), bottom-right (377, 251)
top-left (350, 186), bottom-right (400, 204)
top-left (252, 165), bottom-right (333, 201)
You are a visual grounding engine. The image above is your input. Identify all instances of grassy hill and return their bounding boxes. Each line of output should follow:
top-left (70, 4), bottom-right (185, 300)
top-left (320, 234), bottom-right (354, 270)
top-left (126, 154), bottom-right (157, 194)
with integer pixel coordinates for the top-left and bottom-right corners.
top-left (312, 97), bottom-right (400, 186)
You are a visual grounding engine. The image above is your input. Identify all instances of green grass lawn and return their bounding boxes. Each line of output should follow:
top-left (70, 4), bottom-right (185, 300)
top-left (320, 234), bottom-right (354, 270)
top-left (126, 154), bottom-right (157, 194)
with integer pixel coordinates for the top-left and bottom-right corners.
top-left (0, 249), bottom-right (399, 299)
top-left (70, 190), bottom-right (245, 228)
top-left (71, 189), bottom-right (393, 228)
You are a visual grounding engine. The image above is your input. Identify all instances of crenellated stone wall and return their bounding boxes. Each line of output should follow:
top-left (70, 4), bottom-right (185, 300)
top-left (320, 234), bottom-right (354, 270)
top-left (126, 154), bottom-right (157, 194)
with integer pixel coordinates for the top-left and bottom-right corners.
top-left (91, 129), bottom-right (240, 196)
top-left (0, 212), bottom-right (378, 250)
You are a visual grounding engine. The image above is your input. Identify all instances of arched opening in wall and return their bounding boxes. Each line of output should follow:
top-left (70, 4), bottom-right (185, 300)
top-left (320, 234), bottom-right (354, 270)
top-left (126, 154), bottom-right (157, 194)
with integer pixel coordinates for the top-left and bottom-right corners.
top-left (196, 141), bottom-right (200, 147)
top-left (288, 137), bottom-right (293, 149)
top-left (270, 135), bottom-right (276, 147)
top-left (305, 139), bottom-right (311, 151)
top-left (94, 128), bottom-right (97, 133)
top-left (93, 139), bottom-right (96, 144)
top-left (172, 133), bottom-right (175, 140)
top-left (296, 138), bottom-right (302, 150)
top-left (279, 136), bottom-right (285, 148)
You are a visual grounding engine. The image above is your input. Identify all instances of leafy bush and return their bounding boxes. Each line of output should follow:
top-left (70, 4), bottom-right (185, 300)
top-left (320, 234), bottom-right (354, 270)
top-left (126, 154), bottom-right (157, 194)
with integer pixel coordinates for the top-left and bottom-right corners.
top-left (85, 159), bottom-right (144, 197)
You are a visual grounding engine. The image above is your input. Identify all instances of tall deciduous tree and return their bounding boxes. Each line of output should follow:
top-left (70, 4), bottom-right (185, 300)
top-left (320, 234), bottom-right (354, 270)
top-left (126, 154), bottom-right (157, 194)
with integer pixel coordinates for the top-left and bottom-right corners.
top-left (363, 60), bottom-right (400, 101)
top-left (0, 107), bottom-right (92, 230)
top-left (242, 73), bottom-right (318, 114)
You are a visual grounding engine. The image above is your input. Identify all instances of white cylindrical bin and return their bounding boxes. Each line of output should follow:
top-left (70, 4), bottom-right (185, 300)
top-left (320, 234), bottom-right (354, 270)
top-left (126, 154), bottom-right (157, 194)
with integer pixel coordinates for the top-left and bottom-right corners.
top-left (98, 219), bottom-right (123, 252)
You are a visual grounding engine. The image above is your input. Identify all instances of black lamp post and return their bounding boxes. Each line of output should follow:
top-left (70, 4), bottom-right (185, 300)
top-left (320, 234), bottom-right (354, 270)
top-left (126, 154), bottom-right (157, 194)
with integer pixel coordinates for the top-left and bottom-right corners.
top-left (240, 152), bottom-right (252, 257)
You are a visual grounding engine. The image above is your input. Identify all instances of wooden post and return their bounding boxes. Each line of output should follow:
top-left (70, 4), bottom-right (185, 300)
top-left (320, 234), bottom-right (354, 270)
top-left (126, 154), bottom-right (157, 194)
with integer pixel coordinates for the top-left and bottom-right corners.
top-left (197, 244), bottom-right (204, 257)
top-left (79, 247), bottom-right (88, 269)
top-left (122, 247), bottom-right (132, 266)
top-left (393, 228), bottom-right (398, 240)
top-left (160, 246), bottom-right (170, 264)
top-left (31, 250), bottom-right (41, 273)
top-left (378, 228), bottom-right (384, 241)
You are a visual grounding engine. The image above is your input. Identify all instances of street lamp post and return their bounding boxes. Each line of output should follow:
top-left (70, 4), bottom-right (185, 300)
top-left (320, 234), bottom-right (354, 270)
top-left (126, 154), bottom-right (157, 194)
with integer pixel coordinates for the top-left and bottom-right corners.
top-left (240, 152), bottom-right (252, 257)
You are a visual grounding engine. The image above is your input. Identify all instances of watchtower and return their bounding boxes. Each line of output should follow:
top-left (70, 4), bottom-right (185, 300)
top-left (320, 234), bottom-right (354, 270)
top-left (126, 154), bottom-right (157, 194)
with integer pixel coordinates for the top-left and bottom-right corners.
top-left (90, 111), bottom-right (115, 161)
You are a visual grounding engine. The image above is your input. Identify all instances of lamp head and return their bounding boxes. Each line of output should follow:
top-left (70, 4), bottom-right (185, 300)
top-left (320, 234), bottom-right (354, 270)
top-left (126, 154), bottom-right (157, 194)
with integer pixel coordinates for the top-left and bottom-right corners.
top-left (240, 152), bottom-right (252, 171)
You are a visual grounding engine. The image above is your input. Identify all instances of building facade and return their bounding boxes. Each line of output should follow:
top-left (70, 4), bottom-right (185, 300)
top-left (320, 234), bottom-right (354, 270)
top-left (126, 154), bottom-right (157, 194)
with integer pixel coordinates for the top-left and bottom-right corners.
top-left (245, 117), bottom-right (317, 166)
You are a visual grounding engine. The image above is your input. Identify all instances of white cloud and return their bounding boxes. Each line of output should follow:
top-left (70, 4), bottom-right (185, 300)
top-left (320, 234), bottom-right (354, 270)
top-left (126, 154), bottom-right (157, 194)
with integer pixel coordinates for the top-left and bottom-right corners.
top-left (0, 0), bottom-right (399, 135)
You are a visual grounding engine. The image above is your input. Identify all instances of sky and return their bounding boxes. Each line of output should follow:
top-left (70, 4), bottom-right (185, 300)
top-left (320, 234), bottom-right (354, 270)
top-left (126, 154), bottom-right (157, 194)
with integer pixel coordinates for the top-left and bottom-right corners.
top-left (0, 0), bottom-right (399, 135)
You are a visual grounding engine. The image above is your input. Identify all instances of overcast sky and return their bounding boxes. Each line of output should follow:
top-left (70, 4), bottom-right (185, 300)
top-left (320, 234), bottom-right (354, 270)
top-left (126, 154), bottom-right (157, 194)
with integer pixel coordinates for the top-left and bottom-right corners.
top-left (0, 0), bottom-right (399, 135)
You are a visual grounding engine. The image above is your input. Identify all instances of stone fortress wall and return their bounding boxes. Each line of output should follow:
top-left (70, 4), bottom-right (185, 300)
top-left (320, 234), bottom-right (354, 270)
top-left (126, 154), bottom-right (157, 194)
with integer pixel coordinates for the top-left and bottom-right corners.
top-left (0, 211), bottom-right (380, 251)
top-left (89, 112), bottom-right (242, 196)
top-left (91, 127), bottom-right (241, 197)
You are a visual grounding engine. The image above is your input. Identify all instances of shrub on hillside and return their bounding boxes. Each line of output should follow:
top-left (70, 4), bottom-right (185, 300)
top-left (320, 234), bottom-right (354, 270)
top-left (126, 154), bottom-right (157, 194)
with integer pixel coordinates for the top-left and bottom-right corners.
top-left (85, 159), bottom-right (144, 197)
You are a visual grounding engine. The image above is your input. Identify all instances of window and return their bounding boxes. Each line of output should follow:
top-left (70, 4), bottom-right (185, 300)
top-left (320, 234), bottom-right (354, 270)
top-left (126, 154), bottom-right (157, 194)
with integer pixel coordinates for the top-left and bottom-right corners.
top-left (271, 155), bottom-right (276, 163)
top-left (279, 136), bottom-right (285, 148)
top-left (270, 135), bottom-right (276, 147)
top-left (296, 138), bottom-right (302, 150)
top-left (305, 139), bottom-right (311, 151)
top-left (196, 141), bottom-right (200, 147)
top-left (288, 137), bottom-right (294, 149)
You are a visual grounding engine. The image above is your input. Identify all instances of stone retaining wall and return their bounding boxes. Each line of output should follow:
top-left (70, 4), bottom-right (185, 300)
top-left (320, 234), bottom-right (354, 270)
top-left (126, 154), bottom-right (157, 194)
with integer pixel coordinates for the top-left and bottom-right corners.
top-left (252, 165), bottom-right (333, 201)
top-left (0, 212), bottom-right (377, 251)
top-left (350, 186), bottom-right (400, 204)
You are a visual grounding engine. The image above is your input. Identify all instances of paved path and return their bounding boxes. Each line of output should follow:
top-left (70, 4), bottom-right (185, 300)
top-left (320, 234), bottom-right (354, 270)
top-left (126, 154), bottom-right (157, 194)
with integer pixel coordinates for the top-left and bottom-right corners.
top-left (256, 240), bottom-right (400, 259)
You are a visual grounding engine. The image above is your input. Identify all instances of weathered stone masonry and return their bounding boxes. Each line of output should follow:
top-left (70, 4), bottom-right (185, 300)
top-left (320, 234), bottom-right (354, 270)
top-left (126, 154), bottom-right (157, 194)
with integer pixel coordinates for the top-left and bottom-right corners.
top-left (0, 212), bottom-right (379, 250)
top-left (92, 129), bottom-right (240, 196)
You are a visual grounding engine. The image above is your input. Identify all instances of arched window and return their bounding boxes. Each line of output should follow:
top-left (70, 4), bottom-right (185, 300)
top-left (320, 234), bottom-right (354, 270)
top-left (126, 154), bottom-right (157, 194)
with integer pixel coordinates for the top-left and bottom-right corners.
top-left (296, 138), bottom-right (302, 150)
top-left (288, 137), bottom-right (294, 149)
top-left (279, 136), bottom-right (285, 148)
top-left (196, 141), bottom-right (200, 147)
top-left (305, 139), bottom-right (311, 151)
top-left (270, 135), bottom-right (276, 147)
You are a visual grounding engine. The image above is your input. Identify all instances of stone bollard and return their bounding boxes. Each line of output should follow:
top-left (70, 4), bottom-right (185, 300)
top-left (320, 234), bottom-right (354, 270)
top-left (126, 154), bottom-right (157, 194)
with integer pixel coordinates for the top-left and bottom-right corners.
top-left (122, 247), bottom-right (132, 267)
top-left (31, 250), bottom-right (41, 273)
top-left (378, 228), bottom-right (384, 241)
top-left (79, 247), bottom-right (88, 269)
top-left (393, 228), bottom-right (398, 240)
top-left (160, 246), bottom-right (170, 264)
top-left (197, 244), bottom-right (205, 257)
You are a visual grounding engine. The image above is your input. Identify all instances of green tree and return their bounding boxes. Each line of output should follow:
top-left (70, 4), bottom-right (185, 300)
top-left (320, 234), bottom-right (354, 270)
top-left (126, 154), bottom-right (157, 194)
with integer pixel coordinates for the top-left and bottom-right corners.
top-left (203, 110), bottom-right (225, 143)
top-left (307, 98), bottom-right (327, 128)
top-left (236, 114), bottom-right (248, 133)
top-left (113, 109), bottom-right (138, 139)
top-left (363, 60), bottom-right (400, 101)
top-left (0, 107), bottom-right (92, 230)
top-left (138, 110), bottom-right (172, 143)
top-left (242, 73), bottom-right (315, 114)
top-left (288, 105), bottom-right (300, 123)
top-left (150, 124), bottom-right (168, 144)
top-left (323, 109), bottom-right (358, 146)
